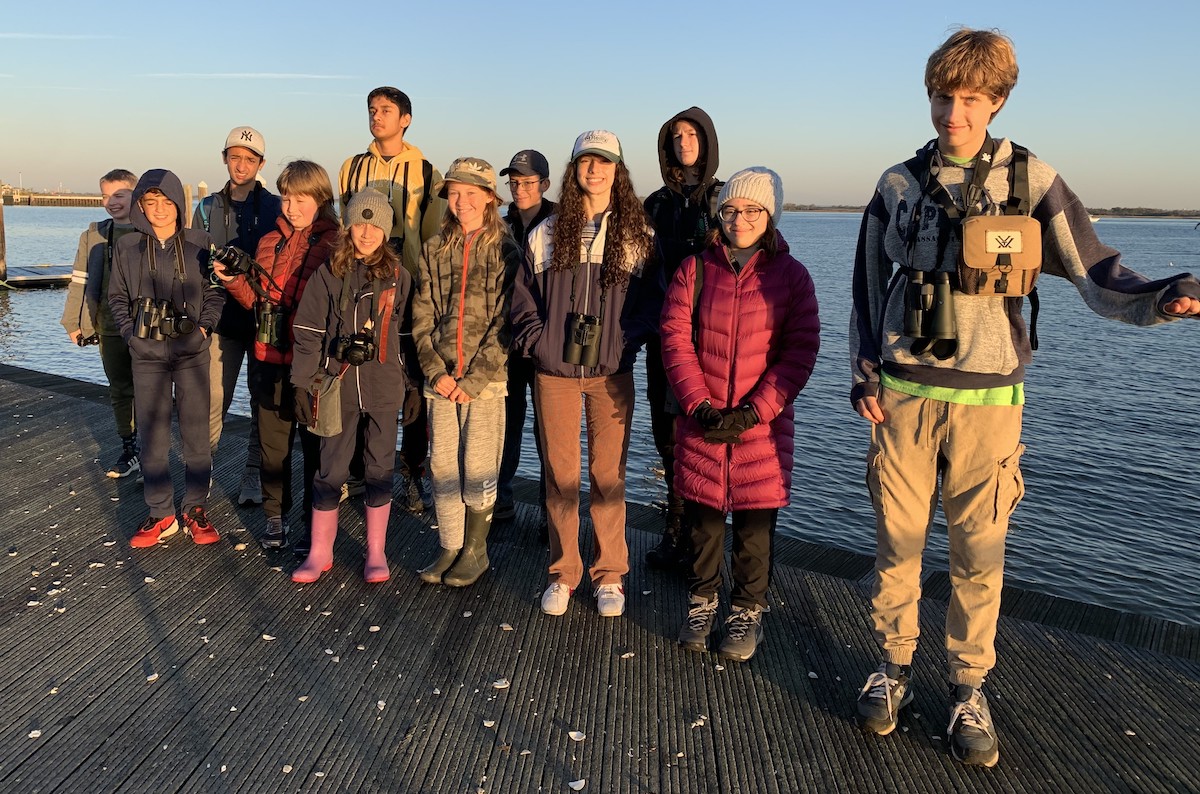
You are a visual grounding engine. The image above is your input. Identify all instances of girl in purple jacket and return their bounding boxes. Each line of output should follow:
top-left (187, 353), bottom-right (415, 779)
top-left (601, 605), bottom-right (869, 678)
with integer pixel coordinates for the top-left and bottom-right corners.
top-left (660, 167), bottom-right (820, 662)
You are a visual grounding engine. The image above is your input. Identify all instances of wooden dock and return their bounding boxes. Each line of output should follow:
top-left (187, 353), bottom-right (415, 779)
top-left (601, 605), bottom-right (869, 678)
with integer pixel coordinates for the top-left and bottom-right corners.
top-left (0, 363), bottom-right (1196, 793)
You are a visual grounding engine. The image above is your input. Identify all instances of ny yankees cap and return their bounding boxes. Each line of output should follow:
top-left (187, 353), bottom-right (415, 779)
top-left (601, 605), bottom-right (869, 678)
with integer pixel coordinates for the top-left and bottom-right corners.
top-left (223, 126), bottom-right (266, 158)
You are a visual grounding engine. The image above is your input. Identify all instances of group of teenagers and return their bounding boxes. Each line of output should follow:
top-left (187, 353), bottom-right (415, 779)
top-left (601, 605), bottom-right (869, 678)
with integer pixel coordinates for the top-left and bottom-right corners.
top-left (61, 29), bottom-right (1199, 768)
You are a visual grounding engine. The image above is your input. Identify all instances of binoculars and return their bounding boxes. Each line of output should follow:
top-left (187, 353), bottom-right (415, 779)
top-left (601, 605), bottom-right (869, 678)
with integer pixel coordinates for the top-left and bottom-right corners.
top-left (335, 331), bottom-right (377, 367)
top-left (255, 302), bottom-right (287, 350)
top-left (903, 271), bottom-right (957, 358)
top-left (134, 297), bottom-right (196, 341)
top-left (563, 312), bottom-right (601, 368)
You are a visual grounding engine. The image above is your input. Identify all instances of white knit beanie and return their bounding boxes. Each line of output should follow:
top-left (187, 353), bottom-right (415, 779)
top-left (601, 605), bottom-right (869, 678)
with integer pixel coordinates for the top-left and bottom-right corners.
top-left (717, 167), bottom-right (784, 224)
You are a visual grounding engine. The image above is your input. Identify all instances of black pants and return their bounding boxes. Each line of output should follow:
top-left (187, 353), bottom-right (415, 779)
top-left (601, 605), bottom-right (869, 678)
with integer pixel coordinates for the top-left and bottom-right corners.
top-left (688, 501), bottom-right (778, 609)
top-left (644, 336), bottom-right (681, 512)
top-left (349, 384), bottom-right (427, 483)
top-left (252, 362), bottom-right (320, 521)
top-left (498, 352), bottom-right (545, 505)
top-left (314, 405), bottom-right (399, 511)
top-left (132, 342), bottom-right (211, 518)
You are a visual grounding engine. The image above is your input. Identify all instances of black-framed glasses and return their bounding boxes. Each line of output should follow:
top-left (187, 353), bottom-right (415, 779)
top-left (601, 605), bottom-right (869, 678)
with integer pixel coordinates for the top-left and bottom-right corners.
top-left (718, 206), bottom-right (766, 223)
top-left (507, 179), bottom-right (543, 192)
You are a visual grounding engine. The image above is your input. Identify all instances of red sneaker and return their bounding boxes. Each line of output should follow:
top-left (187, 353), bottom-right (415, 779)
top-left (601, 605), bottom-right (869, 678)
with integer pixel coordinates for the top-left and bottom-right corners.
top-left (130, 515), bottom-right (179, 548)
top-left (183, 506), bottom-right (220, 545)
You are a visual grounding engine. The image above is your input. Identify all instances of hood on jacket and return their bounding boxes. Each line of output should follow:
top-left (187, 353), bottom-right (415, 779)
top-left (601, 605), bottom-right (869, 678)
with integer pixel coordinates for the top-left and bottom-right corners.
top-left (657, 107), bottom-right (720, 197)
top-left (130, 169), bottom-right (188, 238)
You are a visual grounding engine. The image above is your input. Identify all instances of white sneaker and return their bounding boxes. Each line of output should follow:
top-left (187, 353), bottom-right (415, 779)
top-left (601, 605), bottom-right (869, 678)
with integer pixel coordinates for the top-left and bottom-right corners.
top-left (595, 583), bottom-right (625, 617)
top-left (541, 583), bottom-right (572, 616)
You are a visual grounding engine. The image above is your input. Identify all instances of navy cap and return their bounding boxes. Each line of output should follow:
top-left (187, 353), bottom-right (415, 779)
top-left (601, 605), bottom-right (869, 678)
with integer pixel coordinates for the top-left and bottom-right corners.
top-left (499, 149), bottom-right (550, 179)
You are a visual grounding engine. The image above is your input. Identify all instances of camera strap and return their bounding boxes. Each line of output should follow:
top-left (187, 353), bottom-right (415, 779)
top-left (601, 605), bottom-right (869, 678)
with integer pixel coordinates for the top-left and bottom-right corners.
top-left (146, 235), bottom-right (188, 286)
top-left (338, 271), bottom-right (389, 363)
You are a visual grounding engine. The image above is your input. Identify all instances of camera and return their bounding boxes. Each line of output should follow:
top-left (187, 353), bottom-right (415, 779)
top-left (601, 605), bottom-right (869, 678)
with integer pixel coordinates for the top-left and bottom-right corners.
top-left (903, 270), bottom-right (957, 359)
top-left (77, 333), bottom-right (100, 347)
top-left (256, 302), bottom-right (287, 350)
top-left (211, 245), bottom-right (257, 278)
top-left (133, 297), bottom-right (196, 340)
top-left (335, 331), bottom-right (377, 366)
top-left (562, 312), bottom-right (602, 367)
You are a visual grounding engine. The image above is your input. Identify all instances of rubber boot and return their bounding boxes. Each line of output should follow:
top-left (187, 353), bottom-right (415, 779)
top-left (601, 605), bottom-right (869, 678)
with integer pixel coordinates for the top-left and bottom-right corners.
top-left (443, 505), bottom-right (492, 587)
top-left (418, 546), bottom-right (461, 584)
top-left (363, 502), bottom-right (391, 583)
top-left (292, 507), bottom-right (337, 583)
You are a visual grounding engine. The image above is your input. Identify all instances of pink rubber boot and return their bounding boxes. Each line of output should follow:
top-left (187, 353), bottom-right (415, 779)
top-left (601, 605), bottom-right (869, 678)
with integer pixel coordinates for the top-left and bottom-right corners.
top-left (292, 507), bottom-right (337, 583)
top-left (363, 502), bottom-right (392, 583)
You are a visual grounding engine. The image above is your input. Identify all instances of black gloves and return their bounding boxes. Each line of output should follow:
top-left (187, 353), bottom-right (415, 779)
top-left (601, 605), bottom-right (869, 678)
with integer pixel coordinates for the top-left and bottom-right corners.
top-left (402, 386), bottom-right (423, 427)
top-left (701, 404), bottom-right (760, 444)
top-left (294, 384), bottom-right (316, 428)
top-left (692, 401), bottom-right (723, 431)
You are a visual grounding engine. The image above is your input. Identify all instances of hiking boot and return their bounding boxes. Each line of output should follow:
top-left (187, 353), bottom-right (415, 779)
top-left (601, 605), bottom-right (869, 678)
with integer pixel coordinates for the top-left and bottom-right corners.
top-left (718, 605), bottom-right (764, 662)
top-left (183, 506), bottom-right (220, 545)
top-left (493, 500), bottom-right (517, 523)
top-left (237, 468), bottom-right (263, 506)
top-left (130, 514), bottom-right (178, 548)
top-left (402, 473), bottom-right (431, 514)
top-left (678, 594), bottom-right (718, 652)
top-left (541, 583), bottom-right (573, 616)
top-left (595, 583), bottom-right (625, 617)
top-left (645, 510), bottom-right (690, 570)
top-left (260, 516), bottom-right (289, 550)
top-left (107, 437), bottom-right (141, 479)
top-left (856, 663), bottom-right (914, 736)
top-left (948, 684), bottom-right (1000, 767)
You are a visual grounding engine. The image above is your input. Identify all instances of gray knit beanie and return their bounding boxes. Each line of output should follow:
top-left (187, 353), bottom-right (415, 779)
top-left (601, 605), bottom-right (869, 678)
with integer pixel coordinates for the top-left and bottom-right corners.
top-left (717, 167), bottom-right (784, 224)
top-left (345, 188), bottom-right (393, 235)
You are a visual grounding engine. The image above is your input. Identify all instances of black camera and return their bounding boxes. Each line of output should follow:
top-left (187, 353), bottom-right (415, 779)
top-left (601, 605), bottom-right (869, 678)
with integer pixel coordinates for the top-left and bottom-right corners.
top-left (563, 312), bottom-right (602, 367)
top-left (904, 270), bottom-right (957, 359)
top-left (336, 331), bottom-right (377, 366)
top-left (77, 333), bottom-right (100, 347)
top-left (256, 302), bottom-right (287, 350)
top-left (134, 297), bottom-right (196, 340)
top-left (211, 245), bottom-right (257, 278)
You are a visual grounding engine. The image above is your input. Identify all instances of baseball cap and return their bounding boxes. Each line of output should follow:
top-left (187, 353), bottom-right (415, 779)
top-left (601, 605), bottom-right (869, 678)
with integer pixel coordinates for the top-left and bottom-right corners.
top-left (571, 130), bottom-right (622, 164)
top-left (499, 150), bottom-right (550, 179)
top-left (224, 126), bottom-right (266, 158)
top-left (433, 157), bottom-right (501, 203)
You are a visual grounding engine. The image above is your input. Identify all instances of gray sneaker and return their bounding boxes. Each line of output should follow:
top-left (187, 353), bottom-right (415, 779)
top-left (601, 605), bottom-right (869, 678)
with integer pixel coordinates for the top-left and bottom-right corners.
top-left (260, 516), bottom-right (289, 550)
top-left (718, 605), bottom-right (764, 662)
top-left (238, 468), bottom-right (263, 506)
top-left (948, 684), bottom-right (1000, 767)
top-left (678, 594), bottom-right (718, 652)
top-left (857, 663), bottom-right (914, 736)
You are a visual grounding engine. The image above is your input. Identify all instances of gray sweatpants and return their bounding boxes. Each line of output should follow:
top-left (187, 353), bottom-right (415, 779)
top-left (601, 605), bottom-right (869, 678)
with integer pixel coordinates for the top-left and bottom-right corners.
top-left (427, 392), bottom-right (504, 549)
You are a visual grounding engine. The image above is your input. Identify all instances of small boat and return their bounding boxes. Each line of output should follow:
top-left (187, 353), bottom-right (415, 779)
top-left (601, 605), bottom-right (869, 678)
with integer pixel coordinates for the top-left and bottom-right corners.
top-left (1089, 215), bottom-right (1101, 223)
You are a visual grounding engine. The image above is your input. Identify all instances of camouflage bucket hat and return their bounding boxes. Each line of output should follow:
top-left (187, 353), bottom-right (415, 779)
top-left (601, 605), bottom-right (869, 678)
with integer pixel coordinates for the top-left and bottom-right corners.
top-left (433, 157), bottom-right (500, 203)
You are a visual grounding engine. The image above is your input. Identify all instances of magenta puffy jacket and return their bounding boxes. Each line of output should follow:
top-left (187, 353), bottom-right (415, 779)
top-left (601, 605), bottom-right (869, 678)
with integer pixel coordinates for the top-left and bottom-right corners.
top-left (660, 232), bottom-right (820, 511)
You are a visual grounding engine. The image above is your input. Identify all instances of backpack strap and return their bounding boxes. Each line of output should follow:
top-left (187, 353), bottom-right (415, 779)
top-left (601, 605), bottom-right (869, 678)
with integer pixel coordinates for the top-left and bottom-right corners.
top-left (1004, 144), bottom-right (1031, 216)
top-left (418, 159), bottom-right (434, 219)
top-left (341, 153), bottom-right (369, 207)
top-left (197, 195), bottom-right (213, 232)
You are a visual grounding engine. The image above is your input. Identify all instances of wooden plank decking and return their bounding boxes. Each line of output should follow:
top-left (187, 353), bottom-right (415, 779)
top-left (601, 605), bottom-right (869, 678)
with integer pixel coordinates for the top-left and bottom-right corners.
top-left (0, 364), bottom-right (1197, 793)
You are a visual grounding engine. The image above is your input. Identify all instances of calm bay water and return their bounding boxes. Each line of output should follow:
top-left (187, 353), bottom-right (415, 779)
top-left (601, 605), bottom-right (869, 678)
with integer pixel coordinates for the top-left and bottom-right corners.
top-left (3, 206), bottom-right (1198, 624)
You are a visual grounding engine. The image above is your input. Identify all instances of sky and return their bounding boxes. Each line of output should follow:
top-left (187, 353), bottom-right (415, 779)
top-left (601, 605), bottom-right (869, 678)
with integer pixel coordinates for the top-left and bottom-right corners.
top-left (2, 0), bottom-right (1198, 209)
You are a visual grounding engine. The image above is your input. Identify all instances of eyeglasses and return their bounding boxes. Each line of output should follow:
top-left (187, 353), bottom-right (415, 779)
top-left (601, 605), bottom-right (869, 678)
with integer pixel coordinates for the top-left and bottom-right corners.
top-left (507, 180), bottom-right (544, 192)
top-left (718, 206), bottom-right (767, 223)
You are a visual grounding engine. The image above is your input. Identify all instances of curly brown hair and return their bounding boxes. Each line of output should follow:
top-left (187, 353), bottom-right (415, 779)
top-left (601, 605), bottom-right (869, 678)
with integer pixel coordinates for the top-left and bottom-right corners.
top-left (330, 229), bottom-right (400, 281)
top-left (550, 159), bottom-right (652, 290)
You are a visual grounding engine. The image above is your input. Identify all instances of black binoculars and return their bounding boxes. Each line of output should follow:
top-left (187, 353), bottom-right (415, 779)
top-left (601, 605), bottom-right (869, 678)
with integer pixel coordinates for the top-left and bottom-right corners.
top-left (76, 333), bottom-right (100, 347)
top-left (563, 312), bottom-right (601, 368)
top-left (903, 271), bottom-right (957, 358)
top-left (335, 331), bottom-right (377, 367)
top-left (255, 302), bottom-right (287, 350)
top-left (134, 297), bottom-right (196, 341)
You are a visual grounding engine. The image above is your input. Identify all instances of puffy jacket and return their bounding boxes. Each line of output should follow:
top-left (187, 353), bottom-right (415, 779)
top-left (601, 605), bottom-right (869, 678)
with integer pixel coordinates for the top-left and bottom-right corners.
top-left (226, 215), bottom-right (340, 365)
top-left (108, 169), bottom-right (223, 360)
top-left (510, 212), bottom-right (662, 378)
top-left (412, 230), bottom-right (521, 398)
top-left (291, 259), bottom-right (412, 414)
top-left (660, 233), bottom-right (820, 511)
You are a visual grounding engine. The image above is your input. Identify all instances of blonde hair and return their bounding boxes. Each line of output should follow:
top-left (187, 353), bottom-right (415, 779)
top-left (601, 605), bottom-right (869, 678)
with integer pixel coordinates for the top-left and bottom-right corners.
top-left (276, 159), bottom-right (339, 225)
top-left (436, 188), bottom-right (512, 257)
top-left (925, 28), bottom-right (1018, 104)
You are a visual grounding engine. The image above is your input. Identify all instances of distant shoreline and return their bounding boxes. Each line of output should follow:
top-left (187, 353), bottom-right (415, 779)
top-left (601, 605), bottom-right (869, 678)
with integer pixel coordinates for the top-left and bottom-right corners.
top-left (782, 204), bottom-right (1200, 219)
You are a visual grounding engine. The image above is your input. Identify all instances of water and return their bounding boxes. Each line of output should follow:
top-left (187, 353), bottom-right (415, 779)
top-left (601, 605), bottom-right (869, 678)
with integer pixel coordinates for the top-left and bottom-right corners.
top-left (4, 205), bottom-right (1199, 625)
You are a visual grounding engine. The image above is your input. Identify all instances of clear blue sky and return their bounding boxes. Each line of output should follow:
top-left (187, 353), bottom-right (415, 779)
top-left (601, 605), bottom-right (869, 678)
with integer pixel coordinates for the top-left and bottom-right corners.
top-left (2, 0), bottom-right (1197, 209)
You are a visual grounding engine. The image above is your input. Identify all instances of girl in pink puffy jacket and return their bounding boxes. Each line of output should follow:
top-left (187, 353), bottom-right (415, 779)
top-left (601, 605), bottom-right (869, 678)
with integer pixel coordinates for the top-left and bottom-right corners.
top-left (659, 167), bottom-right (820, 662)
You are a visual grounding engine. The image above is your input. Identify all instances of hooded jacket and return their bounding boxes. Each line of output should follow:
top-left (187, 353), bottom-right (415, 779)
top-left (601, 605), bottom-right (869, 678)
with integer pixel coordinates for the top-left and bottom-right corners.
top-left (338, 140), bottom-right (447, 279)
top-left (290, 258), bottom-right (412, 414)
top-left (193, 182), bottom-right (282, 340)
top-left (849, 138), bottom-right (1200, 403)
top-left (511, 212), bottom-right (662, 379)
top-left (226, 214), bottom-right (340, 366)
top-left (412, 230), bottom-right (521, 399)
top-left (108, 169), bottom-right (223, 358)
top-left (61, 218), bottom-right (136, 337)
top-left (661, 233), bottom-right (820, 511)
top-left (644, 107), bottom-right (723, 280)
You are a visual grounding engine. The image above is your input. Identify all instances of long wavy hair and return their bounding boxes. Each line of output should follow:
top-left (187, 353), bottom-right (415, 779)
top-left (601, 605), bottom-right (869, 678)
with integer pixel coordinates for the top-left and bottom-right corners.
top-left (436, 188), bottom-right (512, 258)
top-left (329, 228), bottom-right (400, 281)
top-left (550, 160), bottom-right (651, 289)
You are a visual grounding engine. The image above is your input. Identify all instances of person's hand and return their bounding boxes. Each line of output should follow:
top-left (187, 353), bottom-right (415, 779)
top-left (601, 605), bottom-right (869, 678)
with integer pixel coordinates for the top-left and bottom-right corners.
top-left (294, 387), bottom-right (315, 427)
top-left (1164, 295), bottom-right (1200, 316)
top-left (211, 259), bottom-right (239, 283)
top-left (402, 386), bottom-right (423, 426)
top-left (855, 395), bottom-right (886, 424)
top-left (434, 374), bottom-right (457, 398)
top-left (692, 401), bottom-right (723, 430)
top-left (67, 329), bottom-right (83, 345)
top-left (723, 405), bottom-right (759, 433)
